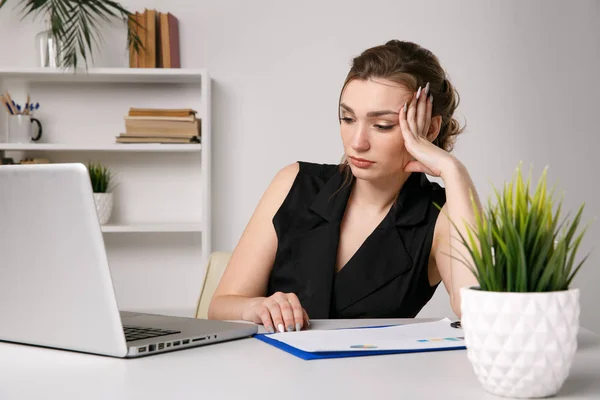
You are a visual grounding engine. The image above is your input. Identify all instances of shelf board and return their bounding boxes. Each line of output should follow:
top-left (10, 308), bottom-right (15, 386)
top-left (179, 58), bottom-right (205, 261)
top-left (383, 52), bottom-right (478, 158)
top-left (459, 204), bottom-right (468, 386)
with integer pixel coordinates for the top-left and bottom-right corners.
top-left (0, 143), bottom-right (202, 152)
top-left (0, 67), bottom-right (205, 84)
top-left (101, 223), bottom-right (203, 233)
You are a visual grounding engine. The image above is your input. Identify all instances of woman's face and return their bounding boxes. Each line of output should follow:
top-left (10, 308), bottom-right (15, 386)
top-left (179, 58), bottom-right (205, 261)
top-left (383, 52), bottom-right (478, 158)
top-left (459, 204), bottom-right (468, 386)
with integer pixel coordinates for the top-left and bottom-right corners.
top-left (339, 78), bottom-right (413, 182)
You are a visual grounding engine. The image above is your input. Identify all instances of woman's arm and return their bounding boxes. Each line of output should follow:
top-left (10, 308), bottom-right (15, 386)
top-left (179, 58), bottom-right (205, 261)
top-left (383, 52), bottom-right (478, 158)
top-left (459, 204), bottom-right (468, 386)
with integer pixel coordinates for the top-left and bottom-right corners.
top-left (431, 160), bottom-right (481, 318)
top-left (398, 85), bottom-right (481, 318)
top-left (208, 162), bottom-right (309, 332)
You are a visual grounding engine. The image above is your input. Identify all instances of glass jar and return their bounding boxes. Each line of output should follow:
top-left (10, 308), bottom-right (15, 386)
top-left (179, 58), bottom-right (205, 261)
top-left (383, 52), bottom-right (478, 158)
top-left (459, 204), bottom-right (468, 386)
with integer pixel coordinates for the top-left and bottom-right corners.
top-left (35, 19), bottom-right (61, 68)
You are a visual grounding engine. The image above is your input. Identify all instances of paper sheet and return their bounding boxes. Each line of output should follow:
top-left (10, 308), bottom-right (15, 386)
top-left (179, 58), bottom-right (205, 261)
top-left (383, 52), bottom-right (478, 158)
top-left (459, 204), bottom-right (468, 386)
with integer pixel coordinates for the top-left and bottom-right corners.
top-left (265, 318), bottom-right (465, 352)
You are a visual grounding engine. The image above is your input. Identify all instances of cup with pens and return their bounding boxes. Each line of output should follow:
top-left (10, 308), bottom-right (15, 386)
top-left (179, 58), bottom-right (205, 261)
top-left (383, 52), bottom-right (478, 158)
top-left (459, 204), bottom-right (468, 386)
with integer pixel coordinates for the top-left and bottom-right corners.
top-left (0, 92), bottom-right (43, 143)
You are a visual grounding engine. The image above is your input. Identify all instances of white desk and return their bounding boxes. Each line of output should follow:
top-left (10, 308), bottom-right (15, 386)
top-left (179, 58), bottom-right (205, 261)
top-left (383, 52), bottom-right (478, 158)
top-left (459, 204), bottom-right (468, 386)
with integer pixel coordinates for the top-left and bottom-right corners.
top-left (1, 318), bottom-right (599, 400)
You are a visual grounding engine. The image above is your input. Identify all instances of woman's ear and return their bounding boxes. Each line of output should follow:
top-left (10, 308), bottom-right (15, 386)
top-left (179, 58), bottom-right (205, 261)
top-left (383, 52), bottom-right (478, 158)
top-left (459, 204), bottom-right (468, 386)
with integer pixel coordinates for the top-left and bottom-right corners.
top-left (427, 115), bottom-right (442, 143)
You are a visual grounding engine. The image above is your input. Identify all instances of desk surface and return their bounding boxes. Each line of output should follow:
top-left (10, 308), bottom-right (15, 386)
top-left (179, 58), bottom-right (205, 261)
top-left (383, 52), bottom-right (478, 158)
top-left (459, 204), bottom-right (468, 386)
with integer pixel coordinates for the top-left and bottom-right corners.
top-left (0, 318), bottom-right (599, 400)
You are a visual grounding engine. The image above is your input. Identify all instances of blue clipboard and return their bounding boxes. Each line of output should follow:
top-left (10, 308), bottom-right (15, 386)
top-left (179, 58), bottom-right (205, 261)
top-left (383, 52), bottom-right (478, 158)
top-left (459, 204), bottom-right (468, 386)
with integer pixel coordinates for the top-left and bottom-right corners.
top-left (253, 325), bottom-right (466, 360)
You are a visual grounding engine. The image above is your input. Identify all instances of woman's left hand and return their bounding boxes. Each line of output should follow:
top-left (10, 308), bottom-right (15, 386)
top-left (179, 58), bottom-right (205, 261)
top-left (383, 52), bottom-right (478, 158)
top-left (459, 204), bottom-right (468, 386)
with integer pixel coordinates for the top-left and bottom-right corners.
top-left (399, 83), bottom-right (456, 178)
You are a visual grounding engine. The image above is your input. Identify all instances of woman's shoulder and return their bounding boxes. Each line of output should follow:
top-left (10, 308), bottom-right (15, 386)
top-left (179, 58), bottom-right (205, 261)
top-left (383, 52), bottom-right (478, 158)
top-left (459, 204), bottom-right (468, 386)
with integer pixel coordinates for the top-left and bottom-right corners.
top-left (271, 161), bottom-right (340, 231)
top-left (272, 161), bottom-right (340, 192)
top-left (296, 161), bottom-right (340, 180)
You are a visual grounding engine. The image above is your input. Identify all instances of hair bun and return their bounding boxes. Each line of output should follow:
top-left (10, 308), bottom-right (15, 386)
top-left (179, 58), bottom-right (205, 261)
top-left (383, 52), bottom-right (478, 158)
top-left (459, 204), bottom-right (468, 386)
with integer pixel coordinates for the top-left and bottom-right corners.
top-left (385, 40), bottom-right (402, 47)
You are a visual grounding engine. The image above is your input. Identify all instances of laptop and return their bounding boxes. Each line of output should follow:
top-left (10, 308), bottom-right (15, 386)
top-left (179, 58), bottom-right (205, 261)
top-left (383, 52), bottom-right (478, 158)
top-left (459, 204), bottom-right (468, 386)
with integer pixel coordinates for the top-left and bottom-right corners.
top-left (0, 162), bottom-right (257, 358)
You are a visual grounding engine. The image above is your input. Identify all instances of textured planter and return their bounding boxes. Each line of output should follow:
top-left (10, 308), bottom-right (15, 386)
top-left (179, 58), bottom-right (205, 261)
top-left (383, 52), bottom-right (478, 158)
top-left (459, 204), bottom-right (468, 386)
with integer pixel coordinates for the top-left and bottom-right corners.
top-left (461, 287), bottom-right (580, 398)
top-left (93, 192), bottom-right (113, 225)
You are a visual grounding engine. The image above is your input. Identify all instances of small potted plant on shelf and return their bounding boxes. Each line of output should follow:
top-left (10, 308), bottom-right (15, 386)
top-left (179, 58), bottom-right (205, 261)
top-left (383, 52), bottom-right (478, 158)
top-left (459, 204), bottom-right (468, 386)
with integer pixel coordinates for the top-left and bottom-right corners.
top-left (450, 163), bottom-right (591, 399)
top-left (88, 162), bottom-right (114, 225)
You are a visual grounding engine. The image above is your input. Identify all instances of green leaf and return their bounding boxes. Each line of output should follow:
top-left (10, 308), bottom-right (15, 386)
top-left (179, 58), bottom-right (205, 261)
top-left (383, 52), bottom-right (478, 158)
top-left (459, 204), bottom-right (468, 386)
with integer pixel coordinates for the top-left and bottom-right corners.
top-left (563, 205), bottom-right (585, 247)
top-left (87, 162), bottom-right (112, 193)
top-left (563, 221), bottom-right (589, 285)
top-left (566, 253), bottom-right (591, 288)
top-left (441, 162), bottom-right (592, 293)
top-left (535, 236), bottom-right (566, 292)
top-left (4, 0), bottom-right (140, 69)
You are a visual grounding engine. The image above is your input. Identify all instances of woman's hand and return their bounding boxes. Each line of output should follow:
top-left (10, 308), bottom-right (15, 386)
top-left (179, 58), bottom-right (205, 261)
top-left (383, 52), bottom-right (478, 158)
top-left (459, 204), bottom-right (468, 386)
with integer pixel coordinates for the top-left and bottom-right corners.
top-left (241, 292), bottom-right (310, 333)
top-left (399, 82), bottom-right (457, 178)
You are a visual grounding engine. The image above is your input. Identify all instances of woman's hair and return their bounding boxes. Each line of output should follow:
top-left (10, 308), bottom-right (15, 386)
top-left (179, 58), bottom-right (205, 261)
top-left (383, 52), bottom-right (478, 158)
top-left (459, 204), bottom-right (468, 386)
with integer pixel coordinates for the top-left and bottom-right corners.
top-left (338, 39), bottom-right (465, 154)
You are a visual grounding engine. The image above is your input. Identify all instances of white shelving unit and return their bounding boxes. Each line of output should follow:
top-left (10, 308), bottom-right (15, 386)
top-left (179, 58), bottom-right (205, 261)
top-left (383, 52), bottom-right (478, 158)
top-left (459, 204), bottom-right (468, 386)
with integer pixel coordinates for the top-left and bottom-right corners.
top-left (0, 143), bottom-right (202, 152)
top-left (101, 222), bottom-right (204, 233)
top-left (0, 67), bottom-right (206, 83)
top-left (0, 67), bottom-right (212, 317)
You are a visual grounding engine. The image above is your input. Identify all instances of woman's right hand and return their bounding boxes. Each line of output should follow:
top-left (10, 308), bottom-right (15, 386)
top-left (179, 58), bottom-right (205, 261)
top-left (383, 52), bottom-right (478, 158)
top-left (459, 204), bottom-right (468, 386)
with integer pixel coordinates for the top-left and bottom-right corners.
top-left (242, 292), bottom-right (310, 333)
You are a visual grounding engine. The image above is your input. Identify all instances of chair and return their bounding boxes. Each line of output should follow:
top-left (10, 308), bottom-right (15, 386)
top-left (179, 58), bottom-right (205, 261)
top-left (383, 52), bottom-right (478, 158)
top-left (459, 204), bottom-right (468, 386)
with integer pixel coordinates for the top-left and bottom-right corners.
top-left (195, 251), bottom-right (232, 319)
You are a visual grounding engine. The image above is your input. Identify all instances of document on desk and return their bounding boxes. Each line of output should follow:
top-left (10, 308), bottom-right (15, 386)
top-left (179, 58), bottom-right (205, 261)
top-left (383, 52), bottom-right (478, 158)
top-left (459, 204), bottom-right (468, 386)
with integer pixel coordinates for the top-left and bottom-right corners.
top-left (256, 318), bottom-right (465, 358)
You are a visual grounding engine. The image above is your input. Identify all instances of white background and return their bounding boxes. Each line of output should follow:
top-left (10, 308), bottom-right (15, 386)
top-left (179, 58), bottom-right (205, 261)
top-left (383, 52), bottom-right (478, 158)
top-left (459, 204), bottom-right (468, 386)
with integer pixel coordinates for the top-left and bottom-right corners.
top-left (1, 0), bottom-right (598, 332)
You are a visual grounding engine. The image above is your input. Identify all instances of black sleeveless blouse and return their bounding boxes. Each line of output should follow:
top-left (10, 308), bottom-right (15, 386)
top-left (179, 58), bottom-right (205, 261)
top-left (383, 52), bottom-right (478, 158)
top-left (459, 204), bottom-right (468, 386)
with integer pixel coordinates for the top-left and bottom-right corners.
top-left (267, 161), bottom-right (446, 319)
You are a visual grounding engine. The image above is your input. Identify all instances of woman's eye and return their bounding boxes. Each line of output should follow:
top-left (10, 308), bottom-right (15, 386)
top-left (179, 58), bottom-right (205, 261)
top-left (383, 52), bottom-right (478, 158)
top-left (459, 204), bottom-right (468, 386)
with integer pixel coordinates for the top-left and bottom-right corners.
top-left (340, 117), bottom-right (354, 123)
top-left (375, 124), bottom-right (396, 131)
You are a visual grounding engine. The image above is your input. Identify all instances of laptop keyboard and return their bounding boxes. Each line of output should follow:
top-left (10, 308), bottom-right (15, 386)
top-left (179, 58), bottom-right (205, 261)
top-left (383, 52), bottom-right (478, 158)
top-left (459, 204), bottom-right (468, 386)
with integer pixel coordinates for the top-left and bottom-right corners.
top-left (123, 325), bottom-right (181, 342)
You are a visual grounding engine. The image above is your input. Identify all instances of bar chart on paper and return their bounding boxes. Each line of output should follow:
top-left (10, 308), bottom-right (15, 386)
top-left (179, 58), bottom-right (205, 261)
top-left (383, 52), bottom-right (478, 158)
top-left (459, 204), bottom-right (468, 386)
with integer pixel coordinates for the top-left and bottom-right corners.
top-left (256, 318), bottom-right (466, 356)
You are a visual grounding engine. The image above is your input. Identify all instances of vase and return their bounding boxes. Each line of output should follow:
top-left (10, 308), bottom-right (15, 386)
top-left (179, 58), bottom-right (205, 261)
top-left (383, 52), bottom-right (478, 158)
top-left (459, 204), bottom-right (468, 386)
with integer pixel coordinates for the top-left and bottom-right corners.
top-left (93, 192), bottom-right (113, 225)
top-left (35, 25), bottom-right (62, 68)
top-left (460, 287), bottom-right (580, 398)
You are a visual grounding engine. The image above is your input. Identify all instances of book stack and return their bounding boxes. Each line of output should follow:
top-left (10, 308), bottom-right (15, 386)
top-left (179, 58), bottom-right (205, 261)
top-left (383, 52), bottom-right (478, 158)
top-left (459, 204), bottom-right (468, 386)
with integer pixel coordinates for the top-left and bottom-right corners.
top-left (128, 9), bottom-right (180, 68)
top-left (116, 108), bottom-right (201, 144)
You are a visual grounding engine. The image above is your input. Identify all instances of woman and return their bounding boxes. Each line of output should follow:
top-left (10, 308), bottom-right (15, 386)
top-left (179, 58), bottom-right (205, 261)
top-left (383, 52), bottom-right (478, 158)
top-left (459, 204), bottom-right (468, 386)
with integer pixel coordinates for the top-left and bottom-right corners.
top-left (208, 40), bottom-right (481, 334)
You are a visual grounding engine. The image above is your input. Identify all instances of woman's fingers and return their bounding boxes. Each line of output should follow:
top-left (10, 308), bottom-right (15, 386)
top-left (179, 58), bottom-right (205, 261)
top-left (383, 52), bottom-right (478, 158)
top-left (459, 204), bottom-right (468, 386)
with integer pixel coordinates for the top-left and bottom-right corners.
top-left (302, 308), bottom-right (311, 329)
top-left (272, 292), bottom-right (296, 332)
top-left (260, 292), bottom-right (310, 333)
top-left (406, 92), bottom-right (419, 138)
top-left (400, 103), bottom-right (417, 152)
top-left (258, 305), bottom-right (275, 333)
top-left (423, 90), bottom-right (433, 138)
top-left (285, 293), bottom-right (306, 331)
top-left (415, 84), bottom-right (428, 134)
top-left (265, 297), bottom-right (286, 333)
top-left (410, 83), bottom-right (433, 139)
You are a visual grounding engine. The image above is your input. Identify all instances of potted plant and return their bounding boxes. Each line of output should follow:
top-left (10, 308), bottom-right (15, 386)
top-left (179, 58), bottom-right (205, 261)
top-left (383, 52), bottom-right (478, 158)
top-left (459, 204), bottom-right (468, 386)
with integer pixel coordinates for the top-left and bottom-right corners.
top-left (0, 0), bottom-right (142, 69)
top-left (451, 164), bottom-right (590, 398)
top-left (88, 162), bottom-right (114, 225)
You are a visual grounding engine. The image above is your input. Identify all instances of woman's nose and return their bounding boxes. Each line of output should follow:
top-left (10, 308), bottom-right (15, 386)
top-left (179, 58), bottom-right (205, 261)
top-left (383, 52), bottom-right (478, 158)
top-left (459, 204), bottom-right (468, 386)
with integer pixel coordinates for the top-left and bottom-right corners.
top-left (351, 126), bottom-right (370, 152)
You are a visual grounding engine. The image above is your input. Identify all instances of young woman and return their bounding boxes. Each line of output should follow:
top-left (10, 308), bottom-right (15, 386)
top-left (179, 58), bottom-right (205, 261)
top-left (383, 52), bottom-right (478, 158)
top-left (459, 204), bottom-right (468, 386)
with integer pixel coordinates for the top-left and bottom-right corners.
top-left (208, 40), bottom-right (481, 334)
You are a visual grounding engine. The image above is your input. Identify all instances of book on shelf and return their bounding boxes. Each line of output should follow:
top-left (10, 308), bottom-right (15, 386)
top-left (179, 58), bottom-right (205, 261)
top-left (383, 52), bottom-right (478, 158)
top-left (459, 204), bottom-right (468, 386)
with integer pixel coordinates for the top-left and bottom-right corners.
top-left (124, 118), bottom-right (200, 136)
top-left (129, 9), bottom-right (180, 68)
top-left (159, 12), bottom-right (180, 68)
top-left (145, 9), bottom-right (157, 68)
top-left (116, 107), bottom-right (200, 144)
top-left (116, 136), bottom-right (200, 144)
top-left (128, 108), bottom-right (196, 117)
top-left (125, 115), bottom-right (195, 122)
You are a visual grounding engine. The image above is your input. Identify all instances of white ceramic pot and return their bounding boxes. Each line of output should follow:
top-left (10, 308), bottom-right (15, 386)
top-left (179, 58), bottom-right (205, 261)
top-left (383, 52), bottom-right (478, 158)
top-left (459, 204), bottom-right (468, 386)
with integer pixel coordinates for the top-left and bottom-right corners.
top-left (93, 192), bottom-right (113, 225)
top-left (461, 287), bottom-right (580, 399)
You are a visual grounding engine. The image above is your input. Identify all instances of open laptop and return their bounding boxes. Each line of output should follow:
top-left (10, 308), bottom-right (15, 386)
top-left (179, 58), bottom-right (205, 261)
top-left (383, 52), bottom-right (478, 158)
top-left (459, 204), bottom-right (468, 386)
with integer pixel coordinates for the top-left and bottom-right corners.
top-left (0, 162), bottom-right (257, 358)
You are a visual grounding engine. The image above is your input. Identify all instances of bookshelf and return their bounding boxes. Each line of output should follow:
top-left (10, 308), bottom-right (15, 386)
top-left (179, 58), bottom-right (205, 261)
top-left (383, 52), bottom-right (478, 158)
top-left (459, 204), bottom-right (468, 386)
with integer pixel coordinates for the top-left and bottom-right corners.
top-left (101, 222), bottom-right (204, 233)
top-left (0, 67), bottom-right (211, 318)
top-left (0, 143), bottom-right (202, 152)
top-left (0, 67), bottom-right (202, 83)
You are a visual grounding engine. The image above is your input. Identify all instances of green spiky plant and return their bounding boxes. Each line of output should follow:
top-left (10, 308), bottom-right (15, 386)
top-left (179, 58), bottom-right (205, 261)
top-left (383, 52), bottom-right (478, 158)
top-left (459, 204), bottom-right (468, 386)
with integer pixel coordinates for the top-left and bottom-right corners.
top-left (0, 0), bottom-right (142, 69)
top-left (87, 162), bottom-right (112, 193)
top-left (448, 164), bottom-right (591, 293)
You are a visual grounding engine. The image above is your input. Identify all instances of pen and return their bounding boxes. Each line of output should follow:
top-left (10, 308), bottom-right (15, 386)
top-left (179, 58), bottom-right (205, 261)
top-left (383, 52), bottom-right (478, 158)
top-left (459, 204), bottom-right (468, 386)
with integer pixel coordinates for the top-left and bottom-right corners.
top-left (3, 92), bottom-right (15, 114)
top-left (24, 93), bottom-right (30, 115)
top-left (0, 96), bottom-right (14, 115)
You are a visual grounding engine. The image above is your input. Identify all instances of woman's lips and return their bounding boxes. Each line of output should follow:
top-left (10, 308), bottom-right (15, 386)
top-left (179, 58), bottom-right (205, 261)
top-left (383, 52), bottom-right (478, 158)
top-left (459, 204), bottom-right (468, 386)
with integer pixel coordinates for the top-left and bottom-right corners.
top-left (349, 156), bottom-right (374, 169)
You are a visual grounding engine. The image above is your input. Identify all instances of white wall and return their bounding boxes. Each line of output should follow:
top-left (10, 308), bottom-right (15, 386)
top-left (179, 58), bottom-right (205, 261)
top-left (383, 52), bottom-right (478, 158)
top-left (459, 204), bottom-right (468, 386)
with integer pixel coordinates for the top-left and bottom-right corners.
top-left (1, 0), bottom-right (599, 332)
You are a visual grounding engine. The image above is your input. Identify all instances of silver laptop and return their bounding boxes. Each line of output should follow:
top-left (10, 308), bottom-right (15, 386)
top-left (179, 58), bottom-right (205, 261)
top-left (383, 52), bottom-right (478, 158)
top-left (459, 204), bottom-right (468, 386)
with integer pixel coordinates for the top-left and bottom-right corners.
top-left (0, 162), bottom-right (257, 358)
